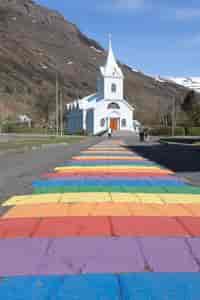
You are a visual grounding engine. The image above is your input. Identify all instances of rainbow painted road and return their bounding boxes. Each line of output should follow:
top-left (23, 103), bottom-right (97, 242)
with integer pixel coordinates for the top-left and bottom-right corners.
top-left (1, 139), bottom-right (200, 299)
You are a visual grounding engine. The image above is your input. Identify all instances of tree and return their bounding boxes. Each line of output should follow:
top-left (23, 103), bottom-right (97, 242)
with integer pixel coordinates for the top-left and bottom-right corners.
top-left (187, 104), bottom-right (200, 126)
top-left (182, 90), bottom-right (200, 126)
top-left (34, 93), bottom-right (55, 126)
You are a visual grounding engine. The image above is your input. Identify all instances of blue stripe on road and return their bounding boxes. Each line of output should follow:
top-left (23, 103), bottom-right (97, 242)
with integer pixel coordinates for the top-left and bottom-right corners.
top-left (0, 274), bottom-right (200, 300)
top-left (32, 179), bottom-right (186, 188)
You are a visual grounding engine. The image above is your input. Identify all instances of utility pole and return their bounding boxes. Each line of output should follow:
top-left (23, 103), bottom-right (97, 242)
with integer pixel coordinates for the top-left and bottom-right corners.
top-left (56, 71), bottom-right (59, 136)
top-left (60, 87), bottom-right (64, 136)
top-left (172, 95), bottom-right (176, 136)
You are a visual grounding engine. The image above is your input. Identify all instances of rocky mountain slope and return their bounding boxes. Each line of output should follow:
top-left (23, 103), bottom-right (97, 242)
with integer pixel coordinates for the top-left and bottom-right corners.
top-left (0, 0), bottom-right (199, 125)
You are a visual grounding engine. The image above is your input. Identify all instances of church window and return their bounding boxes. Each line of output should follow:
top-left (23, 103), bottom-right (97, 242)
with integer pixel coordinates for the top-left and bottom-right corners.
top-left (108, 102), bottom-right (120, 109)
top-left (121, 119), bottom-right (127, 127)
top-left (100, 118), bottom-right (105, 127)
top-left (111, 83), bottom-right (117, 93)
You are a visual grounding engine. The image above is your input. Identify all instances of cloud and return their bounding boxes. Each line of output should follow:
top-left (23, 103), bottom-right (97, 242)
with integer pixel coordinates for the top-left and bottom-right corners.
top-left (175, 8), bottom-right (200, 21)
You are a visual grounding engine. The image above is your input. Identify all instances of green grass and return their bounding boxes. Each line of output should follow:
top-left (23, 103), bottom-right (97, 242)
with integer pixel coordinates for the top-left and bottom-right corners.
top-left (0, 135), bottom-right (86, 151)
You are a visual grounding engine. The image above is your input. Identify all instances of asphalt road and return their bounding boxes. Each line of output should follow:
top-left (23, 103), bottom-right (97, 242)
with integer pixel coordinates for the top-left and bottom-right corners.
top-left (0, 136), bottom-right (102, 203)
top-left (125, 136), bottom-right (200, 186)
top-left (1, 135), bottom-right (200, 203)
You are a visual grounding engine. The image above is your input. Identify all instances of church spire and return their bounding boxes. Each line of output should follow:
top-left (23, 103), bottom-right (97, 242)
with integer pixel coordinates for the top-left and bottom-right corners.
top-left (103, 35), bottom-right (123, 78)
top-left (106, 34), bottom-right (117, 68)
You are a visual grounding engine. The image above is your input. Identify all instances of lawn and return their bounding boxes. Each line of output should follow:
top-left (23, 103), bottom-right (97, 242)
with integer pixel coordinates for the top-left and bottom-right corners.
top-left (0, 135), bottom-right (86, 151)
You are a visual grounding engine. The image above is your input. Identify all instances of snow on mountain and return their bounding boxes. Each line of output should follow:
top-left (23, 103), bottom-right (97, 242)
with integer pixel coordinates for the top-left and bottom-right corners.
top-left (151, 76), bottom-right (200, 93)
top-left (90, 46), bottom-right (103, 54)
top-left (131, 67), bottom-right (140, 73)
top-left (166, 77), bottom-right (200, 93)
top-left (153, 76), bottom-right (166, 83)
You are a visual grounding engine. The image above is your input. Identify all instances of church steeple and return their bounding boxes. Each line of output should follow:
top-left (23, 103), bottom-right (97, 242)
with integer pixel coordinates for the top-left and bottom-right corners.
top-left (98, 36), bottom-right (124, 100)
top-left (100, 35), bottom-right (123, 78)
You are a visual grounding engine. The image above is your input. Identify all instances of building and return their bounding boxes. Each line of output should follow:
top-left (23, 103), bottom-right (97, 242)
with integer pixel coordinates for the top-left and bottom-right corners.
top-left (65, 38), bottom-right (135, 135)
top-left (17, 115), bottom-right (32, 128)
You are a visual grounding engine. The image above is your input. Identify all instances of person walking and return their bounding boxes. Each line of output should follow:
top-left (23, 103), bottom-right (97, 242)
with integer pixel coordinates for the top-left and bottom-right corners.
top-left (139, 126), bottom-right (145, 142)
top-left (144, 128), bottom-right (149, 142)
top-left (108, 127), bottom-right (112, 138)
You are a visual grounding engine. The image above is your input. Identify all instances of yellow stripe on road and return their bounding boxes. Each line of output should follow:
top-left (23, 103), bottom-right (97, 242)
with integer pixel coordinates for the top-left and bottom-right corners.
top-left (2, 194), bottom-right (62, 206)
top-left (72, 156), bottom-right (145, 161)
top-left (54, 166), bottom-right (163, 172)
top-left (2, 193), bottom-right (200, 207)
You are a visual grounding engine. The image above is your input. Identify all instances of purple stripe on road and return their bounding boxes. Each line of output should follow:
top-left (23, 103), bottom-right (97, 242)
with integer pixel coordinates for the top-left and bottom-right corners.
top-left (0, 237), bottom-right (199, 276)
top-left (0, 238), bottom-right (49, 276)
top-left (140, 237), bottom-right (199, 272)
top-left (187, 238), bottom-right (200, 268)
top-left (0, 238), bottom-right (143, 276)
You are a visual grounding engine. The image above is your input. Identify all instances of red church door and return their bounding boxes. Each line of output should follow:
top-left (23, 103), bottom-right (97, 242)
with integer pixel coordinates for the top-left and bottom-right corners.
top-left (110, 118), bottom-right (119, 131)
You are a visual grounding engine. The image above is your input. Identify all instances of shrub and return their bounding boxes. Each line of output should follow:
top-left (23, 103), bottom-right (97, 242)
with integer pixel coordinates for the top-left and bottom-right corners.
top-left (1, 123), bottom-right (55, 134)
top-left (75, 129), bottom-right (87, 136)
top-left (150, 127), bottom-right (185, 136)
top-left (188, 127), bottom-right (200, 136)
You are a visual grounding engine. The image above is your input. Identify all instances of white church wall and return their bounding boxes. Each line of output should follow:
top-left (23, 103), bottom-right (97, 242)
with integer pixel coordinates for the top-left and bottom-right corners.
top-left (93, 103), bottom-right (108, 134)
top-left (104, 77), bottom-right (123, 100)
top-left (93, 100), bottom-right (134, 135)
top-left (122, 107), bottom-right (134, 131)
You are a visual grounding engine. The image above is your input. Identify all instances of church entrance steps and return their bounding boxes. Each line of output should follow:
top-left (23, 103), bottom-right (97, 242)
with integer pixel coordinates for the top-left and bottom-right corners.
top-left (112, 130), bottom-right (138, 137)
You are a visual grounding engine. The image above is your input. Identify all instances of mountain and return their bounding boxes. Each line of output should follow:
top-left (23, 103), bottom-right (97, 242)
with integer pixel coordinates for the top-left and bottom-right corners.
top-left (165, 77), bottom-right (200, 94)
top-left (0, 0), bottom-right (199, 125)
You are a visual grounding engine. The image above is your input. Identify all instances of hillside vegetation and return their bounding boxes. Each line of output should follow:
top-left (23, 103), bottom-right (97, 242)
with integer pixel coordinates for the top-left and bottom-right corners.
top-left (0, 0), bottom-right (199, 126)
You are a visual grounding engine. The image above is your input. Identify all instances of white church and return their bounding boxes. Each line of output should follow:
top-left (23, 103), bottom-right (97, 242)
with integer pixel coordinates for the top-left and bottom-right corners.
top-left (65, 39), bottom-right (137, 135)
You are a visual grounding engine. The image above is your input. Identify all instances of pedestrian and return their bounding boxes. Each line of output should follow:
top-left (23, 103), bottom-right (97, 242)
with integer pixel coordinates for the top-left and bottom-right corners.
top-left (108, 127), bottom-right (112, 138)
top-left (139, 126), bottom-right (145, 142)
top-left (144, 128), bottom-right (149, 142)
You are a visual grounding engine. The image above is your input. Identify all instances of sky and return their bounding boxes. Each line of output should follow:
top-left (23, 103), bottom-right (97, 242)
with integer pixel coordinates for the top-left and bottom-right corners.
top-left (36, 0), bottom-right (200, 77)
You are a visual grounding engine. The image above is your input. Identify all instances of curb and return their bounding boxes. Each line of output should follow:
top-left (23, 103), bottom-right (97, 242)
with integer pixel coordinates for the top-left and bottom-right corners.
top-left (160, 140), bottom-right (193, 146)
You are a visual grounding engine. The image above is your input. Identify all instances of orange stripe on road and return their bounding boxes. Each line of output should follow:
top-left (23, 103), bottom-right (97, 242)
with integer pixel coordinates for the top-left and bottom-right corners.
top-left (1, 202), bottom-right (196, 219)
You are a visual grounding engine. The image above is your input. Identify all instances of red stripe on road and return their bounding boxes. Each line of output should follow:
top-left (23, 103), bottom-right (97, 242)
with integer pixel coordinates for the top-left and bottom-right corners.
top-left (0, 218), bottom-right (40, 238)
top-left (0, 216), bottom-right (199, 238)
top-left (42, 172), bottom-right (173, 179)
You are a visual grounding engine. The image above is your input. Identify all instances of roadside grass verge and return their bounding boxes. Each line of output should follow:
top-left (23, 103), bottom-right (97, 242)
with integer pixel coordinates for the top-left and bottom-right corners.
top-left (160, 137), bottom-right (200, 146)
top-left (0, 135), bottom-right (86, 151)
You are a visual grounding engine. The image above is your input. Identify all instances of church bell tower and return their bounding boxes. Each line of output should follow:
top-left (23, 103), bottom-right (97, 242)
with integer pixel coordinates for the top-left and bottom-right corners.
top-left (98, 36), bottom-right (124, 101)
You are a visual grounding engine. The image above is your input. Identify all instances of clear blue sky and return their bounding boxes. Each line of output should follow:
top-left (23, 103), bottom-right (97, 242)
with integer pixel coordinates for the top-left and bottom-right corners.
top-left (36, 0), bottom-right (200, 77)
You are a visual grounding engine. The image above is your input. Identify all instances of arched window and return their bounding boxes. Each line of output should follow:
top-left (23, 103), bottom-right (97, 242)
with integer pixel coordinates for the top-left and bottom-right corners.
top-left (121, 119), bottom-right (127, 127)
top-left (111, 83), bottom-right (117, 93)
top-left (100, 118), bottom-right (105, 127)
top-left (107, 102), bottom-right (120, 109)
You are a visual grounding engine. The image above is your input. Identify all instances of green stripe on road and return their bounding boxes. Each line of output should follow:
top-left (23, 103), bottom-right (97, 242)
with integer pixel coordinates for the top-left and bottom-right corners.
top-left (33, 185), bottom-right (200, 195)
